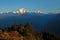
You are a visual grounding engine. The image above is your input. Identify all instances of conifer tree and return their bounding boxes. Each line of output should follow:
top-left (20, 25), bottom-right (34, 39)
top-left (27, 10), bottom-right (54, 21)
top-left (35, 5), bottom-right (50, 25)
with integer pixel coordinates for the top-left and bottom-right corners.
top-left (18, 24), bottom-right (25, 36)
top-left (11, 23), bottom-right (20, 31)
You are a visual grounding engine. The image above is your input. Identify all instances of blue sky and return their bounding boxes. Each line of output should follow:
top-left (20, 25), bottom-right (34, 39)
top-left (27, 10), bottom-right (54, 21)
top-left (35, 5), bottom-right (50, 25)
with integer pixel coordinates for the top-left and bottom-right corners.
top-left (0, 0), bottom-right (60, 12)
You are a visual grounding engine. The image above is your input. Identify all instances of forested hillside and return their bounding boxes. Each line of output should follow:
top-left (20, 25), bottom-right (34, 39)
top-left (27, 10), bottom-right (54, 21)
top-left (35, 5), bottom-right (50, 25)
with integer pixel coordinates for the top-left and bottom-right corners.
top-left (0, 22), bottom-right (60, 40)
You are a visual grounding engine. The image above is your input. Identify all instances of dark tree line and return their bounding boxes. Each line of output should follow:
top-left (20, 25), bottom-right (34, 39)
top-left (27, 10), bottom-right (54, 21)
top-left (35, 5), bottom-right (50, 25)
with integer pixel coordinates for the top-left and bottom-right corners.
top-left (0, 22), bottom-right (60, 40)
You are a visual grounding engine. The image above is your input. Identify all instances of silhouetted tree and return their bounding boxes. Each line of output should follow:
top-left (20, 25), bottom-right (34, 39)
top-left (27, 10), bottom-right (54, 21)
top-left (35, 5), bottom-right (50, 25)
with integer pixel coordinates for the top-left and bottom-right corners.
top-left (4, 26), bottom-right (11, 32)
top-left (11, 23), bottom-right (20, 31)
top-left (42, 32), bottom-right (59, 40)
top-left (24, 22), bottom-right (35, 40)
top-left (18, 24), bottom-right (25, 36)
top-left (0, 22), bottom-right (60, 40)
top-left (34, 32), bottom-right (43, 40)
top-left (24, 22), bottom-right (34, 33)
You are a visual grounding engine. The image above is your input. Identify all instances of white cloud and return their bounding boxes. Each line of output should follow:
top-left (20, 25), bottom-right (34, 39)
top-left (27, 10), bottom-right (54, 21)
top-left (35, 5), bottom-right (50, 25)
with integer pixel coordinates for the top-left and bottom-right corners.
top-left (13, 11), bottom-right (16, 14)
top-left (0, 12), bottom-right (3, 14)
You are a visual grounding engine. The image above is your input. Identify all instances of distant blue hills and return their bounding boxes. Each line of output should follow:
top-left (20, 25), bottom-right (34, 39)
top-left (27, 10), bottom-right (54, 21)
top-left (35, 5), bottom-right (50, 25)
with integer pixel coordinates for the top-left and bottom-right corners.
top-left (0, 13), bottom-right (60, 36)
